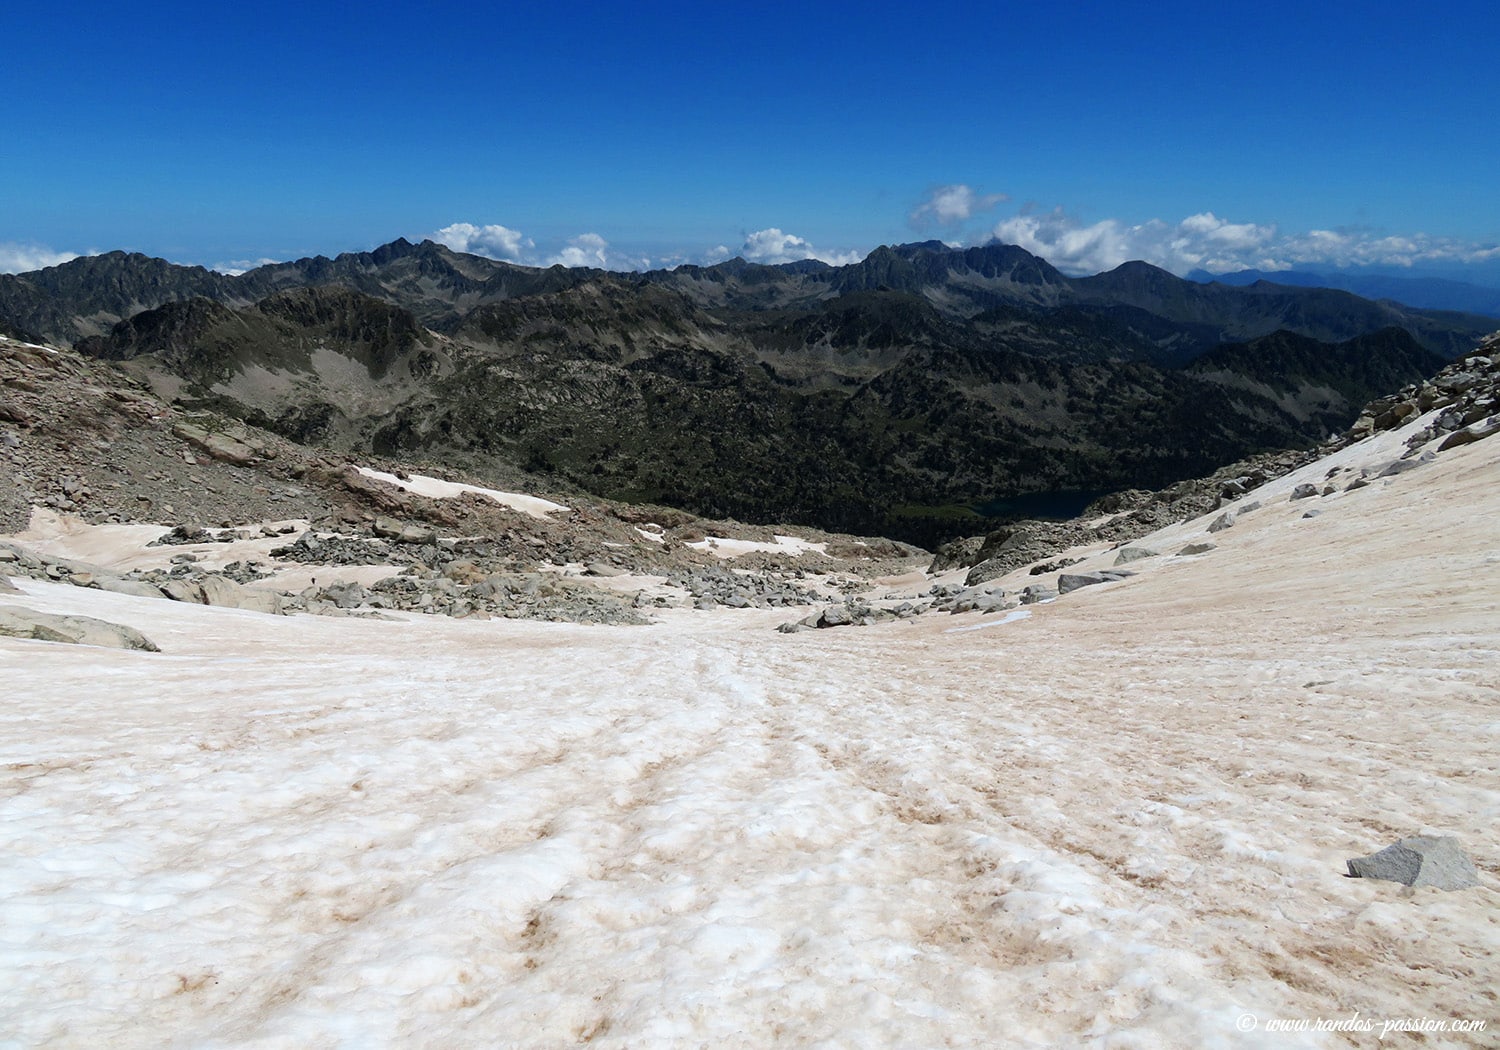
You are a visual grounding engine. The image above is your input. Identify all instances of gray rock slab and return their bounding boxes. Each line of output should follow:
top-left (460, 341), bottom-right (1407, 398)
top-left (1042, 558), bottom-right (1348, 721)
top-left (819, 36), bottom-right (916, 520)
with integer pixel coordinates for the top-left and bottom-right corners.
top-left (1207, 512), bottom-right (1235, 533)
top-left (1113, 547), bottom-right (1158, 566)
top-left (1346, 836), bottom-right (1480, 891)
top-left (0, 604), bottom-right (160, 652)
top-left (91, 576), bottom-right (168, 599)
top-left (1177, 542), bottom-right (1217, 556)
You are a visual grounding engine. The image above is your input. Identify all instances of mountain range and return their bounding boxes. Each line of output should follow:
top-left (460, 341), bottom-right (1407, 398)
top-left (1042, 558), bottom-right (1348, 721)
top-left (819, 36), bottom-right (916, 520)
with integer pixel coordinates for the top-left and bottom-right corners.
top-left (1187, 266), bottom-right (1500, 318)
top-left (3, 239), bottom-right (1491, 544)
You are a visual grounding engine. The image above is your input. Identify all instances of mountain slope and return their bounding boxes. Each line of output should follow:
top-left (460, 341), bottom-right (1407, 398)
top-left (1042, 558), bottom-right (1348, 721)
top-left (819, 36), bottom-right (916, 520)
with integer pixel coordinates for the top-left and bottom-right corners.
top-left (70, 279), bottom-right (1452, 545)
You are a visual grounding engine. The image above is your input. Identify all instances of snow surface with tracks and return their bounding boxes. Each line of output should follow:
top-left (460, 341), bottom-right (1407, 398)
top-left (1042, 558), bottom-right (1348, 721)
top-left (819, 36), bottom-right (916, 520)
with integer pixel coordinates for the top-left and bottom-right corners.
top-left (3, 422), bottom-right (1498, 1048)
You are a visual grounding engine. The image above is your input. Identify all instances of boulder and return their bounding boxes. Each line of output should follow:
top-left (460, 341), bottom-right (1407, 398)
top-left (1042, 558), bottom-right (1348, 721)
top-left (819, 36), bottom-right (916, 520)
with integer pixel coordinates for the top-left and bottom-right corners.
top-left (172, 421), bottom-right (262, 465)
top-left (1058, 572), bottom-right (1130, 595)
top-left (1113, 547), bottom-right (1158, 566)
top-left (1207, 512), bottom-right (1235, 533)
top-left (1378, 452), bottom-right (1436, 478)
top-left (1177, 542), bottom-right (1216, 556)
top-left (0, 604), bottom-right (160, 652)
top-left (163, 575), bottom-right (285, 615)
top-left (372, 516), bottom-right (406, 539)
top-left (90, 576), bottom-right (168, 600)
top-left (1438, 419), bottom-right (1500, 451)
top-left (1372, 401), bottom-right (1416, 430)
top-left (1020, 584), bottom-right (1056, 605)
top-left (817, 605), bottom-right (853, 628)
top-left (1290, 483), bottom-right (1319, 500)
top-left (928, 535), bottom-right (985, 573)
top-left (585, 562), bottom-right (627, 578)
top-left (1346, 836), bottom-right (1480, 891)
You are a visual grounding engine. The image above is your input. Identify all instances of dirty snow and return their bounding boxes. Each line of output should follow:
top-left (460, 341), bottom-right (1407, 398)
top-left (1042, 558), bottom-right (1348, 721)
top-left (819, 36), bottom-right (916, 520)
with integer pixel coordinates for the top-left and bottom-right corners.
top-left (3, 425), bottom-right (1499, 1048)
top-left (355, 467), bottom-right (568, 518)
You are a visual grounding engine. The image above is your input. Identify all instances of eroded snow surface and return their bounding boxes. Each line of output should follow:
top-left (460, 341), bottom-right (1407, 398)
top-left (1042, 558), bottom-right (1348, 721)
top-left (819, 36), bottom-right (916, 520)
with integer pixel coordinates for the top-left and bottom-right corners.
top-left (2, 438), bottom-right (1498, 1048)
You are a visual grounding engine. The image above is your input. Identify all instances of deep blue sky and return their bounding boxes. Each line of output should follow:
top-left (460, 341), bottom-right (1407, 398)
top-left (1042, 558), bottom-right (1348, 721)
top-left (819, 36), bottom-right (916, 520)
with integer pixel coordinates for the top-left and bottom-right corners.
top-left (5, 0), bottom-right (1499, 279)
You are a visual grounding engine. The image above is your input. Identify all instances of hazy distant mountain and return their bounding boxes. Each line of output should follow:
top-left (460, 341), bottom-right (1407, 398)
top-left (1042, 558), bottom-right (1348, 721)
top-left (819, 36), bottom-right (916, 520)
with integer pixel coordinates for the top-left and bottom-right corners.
top-left (1188, 267), bottom-right (1500, 318)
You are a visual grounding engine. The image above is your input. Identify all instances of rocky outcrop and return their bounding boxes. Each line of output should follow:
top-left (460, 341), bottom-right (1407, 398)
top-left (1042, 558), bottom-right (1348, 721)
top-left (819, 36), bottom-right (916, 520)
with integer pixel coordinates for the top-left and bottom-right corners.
top-left (1342, 332), bottom-right (1499, 450)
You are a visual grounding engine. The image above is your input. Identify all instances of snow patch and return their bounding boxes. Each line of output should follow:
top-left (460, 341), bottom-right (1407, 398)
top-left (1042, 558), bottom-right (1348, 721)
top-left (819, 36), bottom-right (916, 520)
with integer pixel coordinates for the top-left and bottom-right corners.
top-left (686, 534), bottom-right (827, 559)
top-left (355, 467), bottom-right (567, 519)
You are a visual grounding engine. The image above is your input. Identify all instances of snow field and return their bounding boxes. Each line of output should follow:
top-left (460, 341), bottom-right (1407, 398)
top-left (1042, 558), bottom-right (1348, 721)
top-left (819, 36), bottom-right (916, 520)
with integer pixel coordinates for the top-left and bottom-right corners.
top-left (1, 424), bottom-right (1498, 1048)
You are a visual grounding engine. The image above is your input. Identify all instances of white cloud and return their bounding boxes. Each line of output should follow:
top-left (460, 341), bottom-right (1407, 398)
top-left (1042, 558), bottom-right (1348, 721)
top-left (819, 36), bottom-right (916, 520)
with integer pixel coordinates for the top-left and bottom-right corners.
top-left (431, 222), bottom-right (533, 261)
top-left (1274, 228), bottom-right (1500, 270)
top-left (984, 205), bottom-right (1500, 277)
top-left (549, 232), bottom-right (610, 268)
top-left (0, 241), bottom-right (79, 274)
top-left (737, 228), bottom-right (862, 266)
top-left (546, 233), bottom-right (650, 271)
top-left (211, 257), bottom-right (280, 276)
top-left (910, 185), bottom-right (1008, 227)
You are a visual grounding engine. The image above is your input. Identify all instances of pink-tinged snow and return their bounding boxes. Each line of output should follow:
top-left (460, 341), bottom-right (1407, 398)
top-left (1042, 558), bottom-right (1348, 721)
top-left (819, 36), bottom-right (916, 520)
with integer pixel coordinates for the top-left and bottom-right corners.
top-left (355, 467), bottom-right (568, 518)
top-left (686, 534), bottom-right (828, 559)
top-left (2, 431), bottom-right (1498, 1047)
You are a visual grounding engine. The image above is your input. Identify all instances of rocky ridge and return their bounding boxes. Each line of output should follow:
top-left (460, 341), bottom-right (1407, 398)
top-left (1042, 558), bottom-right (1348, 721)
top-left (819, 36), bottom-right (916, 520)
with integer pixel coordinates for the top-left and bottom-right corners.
top-left (927, 330), bottom-right (1500, 585)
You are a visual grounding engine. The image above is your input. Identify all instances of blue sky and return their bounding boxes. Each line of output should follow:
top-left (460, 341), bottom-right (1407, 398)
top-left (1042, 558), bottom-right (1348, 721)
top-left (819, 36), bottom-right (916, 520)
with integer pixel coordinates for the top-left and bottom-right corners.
top-left (4, 0), bottom-right (1499, 282)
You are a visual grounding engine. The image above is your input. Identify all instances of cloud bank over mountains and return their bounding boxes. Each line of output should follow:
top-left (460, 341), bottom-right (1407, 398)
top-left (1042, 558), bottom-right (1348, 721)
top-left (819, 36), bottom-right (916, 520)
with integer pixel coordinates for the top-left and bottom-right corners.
top-left (0, 241), bottom-right (80, 274)
top-left (987, 206), bottom-right (1500, 277)
top-left (2, 192), bottom-right (1497, 284)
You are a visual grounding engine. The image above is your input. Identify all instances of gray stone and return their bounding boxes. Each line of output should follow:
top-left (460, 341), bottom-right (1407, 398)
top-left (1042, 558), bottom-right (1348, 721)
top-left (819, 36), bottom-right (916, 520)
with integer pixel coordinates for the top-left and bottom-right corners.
top-left (776, 621), bottom-right (808, 634)
top-left (90, 576), bottom-right (167, 600)
top-left (1438, 419), bottom-right (1500, 451)
top-left (1346, 836), bottom-right (1480, 891)
top-left (1302, 509), bottom-right (1322, 519)
top-left (1345, 476), bottom-right (1370, 492)
top-left (1377, 451), bottom-right (1437, 478)
top-left (172, 421), bottom-right (262, 465)
top-left (1177, 542), bottom-right (1216, 556)
top-left (371, 516), bottom-right (404, 539)
top-left (1290, 483), bottom-right (1320, 500)
top-left (0, 604), bottom-right (160, 652)
top-left (0, 575), bottom-right (18, 594)
top-left (163, 575), bottom-right (286, 615)
top-left (1113, 547), bottom-right (1158, 566)
top-left (322, 582), bottom-right (366, 610)
top-left (1207, 512), bottom-right (1235, 533)
top-left (1020, 584), bottom-right (1056, 605)
top-left (1058, 572), bottom-right (1112, 595)
top-left (817, 605), bottom-right (852, 628)
top-left (585, 561), bottom-right (626, 578)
